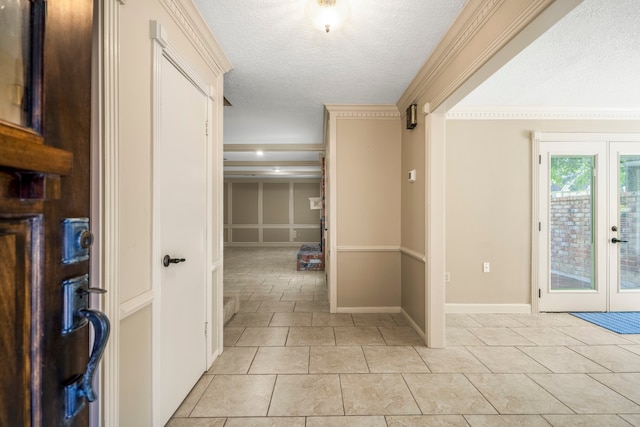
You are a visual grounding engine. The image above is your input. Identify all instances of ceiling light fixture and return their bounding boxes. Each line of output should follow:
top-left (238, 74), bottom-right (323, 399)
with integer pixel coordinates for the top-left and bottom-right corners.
top-left (305, 0), bottom-right (351, 33)
top-left (256, 150), bottom-right (264, 156)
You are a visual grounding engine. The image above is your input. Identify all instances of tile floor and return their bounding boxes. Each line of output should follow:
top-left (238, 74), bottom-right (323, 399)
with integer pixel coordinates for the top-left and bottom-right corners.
top-left (168, 247), bottom-right (640, 426)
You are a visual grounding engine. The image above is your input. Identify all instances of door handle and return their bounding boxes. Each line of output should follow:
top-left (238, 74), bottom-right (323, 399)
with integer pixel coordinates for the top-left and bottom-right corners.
top-left (611, 238), bottom-right (628, 243)
top-left (61, 275), bottom-right (111, 419)
top-left (65, 309), bottom-right (111, 418)
top-left (163, 254), bottom-right (186, 267)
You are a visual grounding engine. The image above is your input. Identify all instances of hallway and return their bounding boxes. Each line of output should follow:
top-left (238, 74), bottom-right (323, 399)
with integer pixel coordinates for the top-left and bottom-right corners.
top-left (168, 248), bottom-right (640, 426)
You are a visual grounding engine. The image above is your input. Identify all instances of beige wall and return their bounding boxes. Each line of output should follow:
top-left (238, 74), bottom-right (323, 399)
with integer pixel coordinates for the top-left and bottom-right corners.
top-left (119, 306), bottom-right (152, 427)
top-left (116, 0), bottom-right (227, 424)
top-left (395, 0), bottom-right (578, 345)
top-left (445, 119), bottom-right (640, 306)
top-left (224, 179), bottom-right (321, 245)
top-left (400, 112), bottom-right (427, 331)
top-left (332, 113), bottom-right (402, 309)
top-left (336, 119), bottom-right (401, 246)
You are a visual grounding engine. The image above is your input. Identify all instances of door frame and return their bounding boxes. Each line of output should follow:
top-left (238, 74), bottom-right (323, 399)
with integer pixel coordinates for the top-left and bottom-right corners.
top-left (150, 21), bottom-right (220, 426)
top-left (532, 132), bottom-right (640, 313)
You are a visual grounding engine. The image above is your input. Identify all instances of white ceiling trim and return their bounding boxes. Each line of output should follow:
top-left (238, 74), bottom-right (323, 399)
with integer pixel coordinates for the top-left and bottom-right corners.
top-left (446, 106), bottom-right (640, 120)
top-left (224, 161), bottom-right (320, 167)
top-left (324, 104), bottom-right (400, 119)
top-left (160, 0), bottom-right (232, 73)
top-left (224, 171), bottom-right (321, 177)
top-left (224, 144), bottom-right (325, 152)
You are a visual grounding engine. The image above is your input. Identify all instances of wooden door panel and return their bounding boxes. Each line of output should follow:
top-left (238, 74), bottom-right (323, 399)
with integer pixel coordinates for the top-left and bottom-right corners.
top-left (0, 231), bottom-right (27, 427)
top-left (0, 0), bottom-right (95, 425)
top-left (0, 217), bottom-right (41, 427)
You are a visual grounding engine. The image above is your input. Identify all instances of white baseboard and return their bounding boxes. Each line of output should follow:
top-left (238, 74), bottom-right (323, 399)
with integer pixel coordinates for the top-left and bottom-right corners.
top-left (336, 306), bottom-right (401, 314)
top-left (446, 303), bottom-right (531, 314)
top-left (401, 308), bottom-right (426, 343)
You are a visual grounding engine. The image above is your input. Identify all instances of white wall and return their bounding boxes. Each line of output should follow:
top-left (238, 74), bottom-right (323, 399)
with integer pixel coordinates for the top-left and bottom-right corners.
top-left (106, 0), bottom-right (229, 424)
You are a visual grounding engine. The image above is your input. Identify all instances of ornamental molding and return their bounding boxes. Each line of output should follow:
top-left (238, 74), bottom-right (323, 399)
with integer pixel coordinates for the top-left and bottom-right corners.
top-left (325, 104), bottom-right (400, 119)
top-left (333, 111), bottom-right (401, 120)
top-left (159, 0), bottom-right (232, 74)
top-left (398, 0), bottom-right (504, 110)
top-left (446, 107), bottom-right (640, 120)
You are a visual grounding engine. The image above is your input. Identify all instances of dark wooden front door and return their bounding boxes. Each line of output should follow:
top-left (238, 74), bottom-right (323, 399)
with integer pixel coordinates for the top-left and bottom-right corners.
top-left (0, 0), bottom-right (98, 425)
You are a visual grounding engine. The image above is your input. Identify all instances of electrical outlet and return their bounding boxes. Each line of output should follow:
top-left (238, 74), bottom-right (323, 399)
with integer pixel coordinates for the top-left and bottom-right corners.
top-left (445, 272), bottom-right (450, 283)
top-left (483, 262), bottom-right (490, 273)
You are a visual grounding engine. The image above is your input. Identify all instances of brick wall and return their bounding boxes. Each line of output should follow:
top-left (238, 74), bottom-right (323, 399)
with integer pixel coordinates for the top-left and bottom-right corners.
top-left (550, 192), bottom-right (640, 288)
top-left (550, 192), bottom-right (593, 282)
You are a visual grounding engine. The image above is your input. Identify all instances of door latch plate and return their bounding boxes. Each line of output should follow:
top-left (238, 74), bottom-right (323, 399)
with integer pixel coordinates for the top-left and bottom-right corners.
top-left (62, 275), bottom-right (90, 335)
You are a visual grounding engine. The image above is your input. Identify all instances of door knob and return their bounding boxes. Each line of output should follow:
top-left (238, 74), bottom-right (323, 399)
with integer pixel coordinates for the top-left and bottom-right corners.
top-left (163, 255), bottom-right (186, 267)
top-left (611, 237), bottom-right (628, 243)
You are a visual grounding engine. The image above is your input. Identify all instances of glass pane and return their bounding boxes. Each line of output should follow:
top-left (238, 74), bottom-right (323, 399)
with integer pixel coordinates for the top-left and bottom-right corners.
top-left (0, 0), bottom-right (30, 127)
top-left (619, 155), bottom-right (640, 291)
top-left (549, 156), bottom-right (595, 290)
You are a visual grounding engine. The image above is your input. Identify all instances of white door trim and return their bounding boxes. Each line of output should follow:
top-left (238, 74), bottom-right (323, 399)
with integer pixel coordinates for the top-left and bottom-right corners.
top-left (424, 104), bottom-right (446, 348)
top-left (95, 0), bottom-right (123, 425)
top-left (150, 21), bottom-right (217, 426)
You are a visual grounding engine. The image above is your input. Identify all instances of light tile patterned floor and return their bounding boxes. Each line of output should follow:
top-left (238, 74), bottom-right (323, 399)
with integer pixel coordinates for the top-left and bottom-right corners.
top-left (168, 247), bottom-right (640, 426)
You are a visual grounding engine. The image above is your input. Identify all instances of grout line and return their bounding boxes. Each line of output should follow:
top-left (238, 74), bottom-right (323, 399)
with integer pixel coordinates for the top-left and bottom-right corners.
top-left (399, 372), bottom-right (423, 415)
top-left (462, 372), bottom-right (501, 416)
top-left (338, 373), bottom-right (346, 416)
top-left (360, 345), bottom-right (371, 373)
top-left (246, 346), bottom-right (260, 375)
top-left (587, 372), bottom-right (640, 407)
top-left (264, 373), bottom-right (279, 418)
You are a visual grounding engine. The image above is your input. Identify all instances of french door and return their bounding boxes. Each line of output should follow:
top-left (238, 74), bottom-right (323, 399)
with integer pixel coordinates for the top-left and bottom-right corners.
top-left (537, 133), bottom-right (640, 312)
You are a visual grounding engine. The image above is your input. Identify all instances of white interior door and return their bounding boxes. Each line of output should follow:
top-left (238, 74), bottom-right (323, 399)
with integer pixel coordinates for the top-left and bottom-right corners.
top-left (158, 55), bottom-right (208, 424)
top-left (537, 134), bottom-right (640, 312)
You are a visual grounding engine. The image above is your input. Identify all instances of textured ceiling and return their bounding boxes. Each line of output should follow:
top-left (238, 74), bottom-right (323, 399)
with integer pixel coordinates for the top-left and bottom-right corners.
top-left (194, 0), bottom-right (466, 178)
top-left (195, 0), bottom-right (466, 149)
top-left (454, 0), bottom-right (640, 110)
top-left (194, 0), bottom-right (640, 178)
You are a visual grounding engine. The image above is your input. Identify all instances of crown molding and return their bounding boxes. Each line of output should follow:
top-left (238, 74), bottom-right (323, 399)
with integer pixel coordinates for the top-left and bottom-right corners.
top-left (397, 0), bottom-right (504, 110)
top-left (397, 0), bottom-right (574, 113)
top-left (446, 106), bottom-right (640, 120)
top-left (324, 104), bottom-right (400, 119)
top-left (224, 161), bottom-right (320, 167)
top-left (159, 0), bottom-right (232, 74)
top-left (224, 144), bottom-right (325, 152)
top-left (224, 171), bottom-right (321, 177)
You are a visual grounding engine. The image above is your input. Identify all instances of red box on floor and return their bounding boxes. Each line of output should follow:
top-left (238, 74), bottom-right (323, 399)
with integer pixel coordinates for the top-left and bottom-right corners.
top-left (297, 244), bottom-right (325, 271)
